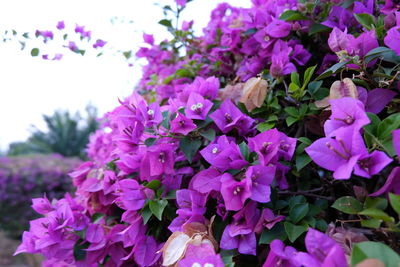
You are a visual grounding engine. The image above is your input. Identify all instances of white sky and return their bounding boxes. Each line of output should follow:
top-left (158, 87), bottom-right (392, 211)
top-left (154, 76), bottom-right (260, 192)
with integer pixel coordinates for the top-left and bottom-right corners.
top-left (0, 0), bottom-right (250, 151)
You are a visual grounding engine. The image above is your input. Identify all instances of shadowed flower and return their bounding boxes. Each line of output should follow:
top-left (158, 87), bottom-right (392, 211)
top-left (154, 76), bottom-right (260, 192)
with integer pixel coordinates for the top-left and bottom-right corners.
top-left (170, 113), bottom-right (197, 135)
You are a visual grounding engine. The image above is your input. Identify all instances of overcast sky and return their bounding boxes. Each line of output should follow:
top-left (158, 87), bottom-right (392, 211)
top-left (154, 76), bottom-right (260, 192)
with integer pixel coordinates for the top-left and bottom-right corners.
top-left (0, 0), bottom-right (250, 151)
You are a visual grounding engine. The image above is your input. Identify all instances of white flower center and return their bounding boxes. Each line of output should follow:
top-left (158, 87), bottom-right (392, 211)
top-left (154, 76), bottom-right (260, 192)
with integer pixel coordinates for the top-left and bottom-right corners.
top-left (147, 109), bottom-right (154, 115)
top-left (212, 147), bottom-right (218, 154)
top-left (192, 263), bottom-right (202, 267)
top-left (204, 264), bottom-right (215, 267)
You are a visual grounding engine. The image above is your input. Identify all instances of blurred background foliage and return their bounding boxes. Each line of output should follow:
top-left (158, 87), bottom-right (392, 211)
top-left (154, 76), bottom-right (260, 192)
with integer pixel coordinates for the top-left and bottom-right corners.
top-left (7, 105), bottom-right (98, 159)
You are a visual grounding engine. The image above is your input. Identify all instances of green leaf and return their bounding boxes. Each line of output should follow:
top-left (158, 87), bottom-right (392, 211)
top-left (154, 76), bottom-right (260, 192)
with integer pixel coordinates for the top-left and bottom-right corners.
top-left (361, 219), bottom-right (381, 228)
top-left (389, 193), bottom-right (400, 216)
top-left (144, 138), bottom-right (157, 147)
top-left (331, 196), bottom-right (363, 214)
top-left (286, 116), bottom-right (298, 126)
top-left (351, 241), bottom-right (400, 267)
top-left (259, 223), bottom-right (287, 244)
top-left (359, 208), bottom-right (394, 222)
top-left (363, 197), bottom-right (387, 210)
top-left (354, 13), bottom-right (375, 30)
top-left (289, 203), bottom-right (309, 224)
top-left (149, 199), bottom-right (168, 221)
top-left (288, 195), bottom-right (307, 208)
top-left (315, 219), bottom-right (328, 231)
top-left (179, 137), bottom-right (201, 163)
top-left (141, 206), bottom-right (152, 224)
top-left (279, 10), bottom-right (309, 21)
top-left (161, 111), bottom-right (171, 130)
top-left (284, 107), bottom-right (298, 117)
top-left (91, 213), bottom-right (105, 223)
top-left (377, 113), bottom-right (400, 140)
top-left (295, 154), bottom-right (312, 171)
top-left (308, 80), bottom-right (323, 96)
top-left (145, 180), bottom-right (161, 190)
top-left (257, 122), bottom-right (275, 132)
top-left (284, 222), bottom-right (308, 243)
top-left (158, 19), bottom-right (173, 28)
top-left (315, 61), bottom-right (350, 80)
top-left (220, 249), bottom-right (238, 267)
top-left (175, 68), bottom-right (191, 78)
top-left (302, 65), bottom-right (317, 91)
top-left (123, 51), bottom-right (132, 59)
top-left (73, 240), bottom-right (89, 261)
top-left (200, 128), bottom-right (215, 141)
top-left (30, 48), bottom-right (39, 57)
top-left (309, 23), bottom-right (331, 35)
top-left (239, 142), bottom-right (250, 161)
top-left (291, 72), bottom-right (300, 86)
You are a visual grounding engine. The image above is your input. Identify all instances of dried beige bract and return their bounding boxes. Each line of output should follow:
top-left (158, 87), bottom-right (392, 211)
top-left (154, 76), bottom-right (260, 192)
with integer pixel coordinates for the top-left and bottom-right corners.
top-left (240, 77), bottom-right (269, 112)
top-left (219, 83), bottom-right (244, 103)
top-left (315, 78), bottom-right (358, 108)
top-left (161, 221), bottom-right (218, 266)
top-left (355, 259), bottom-right (385, 267)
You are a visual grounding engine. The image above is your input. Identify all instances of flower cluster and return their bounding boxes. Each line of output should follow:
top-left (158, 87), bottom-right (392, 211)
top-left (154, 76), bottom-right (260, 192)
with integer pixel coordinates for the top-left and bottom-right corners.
top-left (16, 0), bottom-right (400, 266)
top-left (0, 154), bottom-right (80, 238)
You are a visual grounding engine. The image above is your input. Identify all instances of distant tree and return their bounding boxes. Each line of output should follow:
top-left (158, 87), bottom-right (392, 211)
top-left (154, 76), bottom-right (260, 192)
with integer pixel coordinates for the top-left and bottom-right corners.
top-left (7, 105), bottom-right (98, 159)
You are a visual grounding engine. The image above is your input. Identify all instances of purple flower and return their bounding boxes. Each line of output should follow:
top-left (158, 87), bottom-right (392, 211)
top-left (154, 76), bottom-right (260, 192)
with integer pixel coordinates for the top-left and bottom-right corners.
top-left (210, 99), bottom-right (254, 135)
top-left (178, 244), bottom-right (224, 267)
top-left (270, 40), bottom-right (296, 77)
top-left (140, 143), bottom-right (175, 178)
top-left (358, 87), bottom-right (397, 114)
top-left (67, 41), bottom-right (78, 52)
top-left (290, 44), bottom-right (311, 66)
top-left (354, 0), bottom-right (374, 14)
top-left (185, 92), bottom-right (213, 120)
top-left (246, 165), bottom-right (275, 203)
top-left (200, 136), bottom-right (247, 171)
top-left (322, 6), bottom-right (355, 31)
top-left (248, 128), bottom-right (280, 166)
top-left (56, 21), bottom-right (65, 30)
top-left (184, 76), bottom-right (220, 100)
top-left (93, 39), bottom-right (106, 48)
top-left (32, 195), bottom-right (53, 215)
top-left (347, 30), bottom-right (378, 58)
top-left (278, 132), bottom-right (297, 161)
top-left (328, 27), bottom-right (349, 52)
top-left (220, 173), bottom-right (251, 211)
top-left (384, 27), bottom-right (400, 55)
top-left (170, 113), bottom-right (197, 135)
top-left (354, 150), bottom-right (393, 178)
top-left (169, 189), bottom-right (207, 232)
top-left (255, 208), bottom-right (285, 233)
top-left (370, 167), bottom-right (400, 196)
top-left (324, 97), bottom-right (370, 137)
top-left (265, 17), bottom-right (291, 38)
top-left (191, 168), bottom-right (221, 194)
top-left (393, 129), bottom-right (400, 159)
top-left (176, 0), bottom-right (187, 7)
top-left (143, 33), bottom-right (154, 45)
top-left (263, 239), bottom-right (298, 267)
top-left (220, 202), bottom-right (260, 255)
top-left (293, 228), bottom-right (348, 267)
top-left (306, 128), bottom-right (391, 179)
top-left (116, 179), bottom-right (153, 211)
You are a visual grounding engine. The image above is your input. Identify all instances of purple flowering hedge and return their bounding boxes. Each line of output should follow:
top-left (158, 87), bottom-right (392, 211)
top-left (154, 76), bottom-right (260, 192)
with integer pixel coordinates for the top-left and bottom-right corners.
top-left (0, 154), bottom-right (80, 238)
top-left (14, 0), bottom-right (400, 266)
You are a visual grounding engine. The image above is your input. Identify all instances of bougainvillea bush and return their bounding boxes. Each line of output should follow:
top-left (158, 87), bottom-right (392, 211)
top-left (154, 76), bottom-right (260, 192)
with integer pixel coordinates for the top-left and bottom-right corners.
top-left (15, 0), bottom-right (400, 266)
top-left (0, 154), bottom-right (80, 238)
